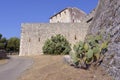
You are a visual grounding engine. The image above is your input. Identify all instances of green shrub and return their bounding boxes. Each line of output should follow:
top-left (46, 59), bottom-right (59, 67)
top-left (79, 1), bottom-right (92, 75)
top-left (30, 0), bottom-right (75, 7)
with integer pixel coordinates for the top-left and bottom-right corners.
top-left (70, 35), bottom-right (109, 69)
top-left (42, 34), bottom-right (71, 55)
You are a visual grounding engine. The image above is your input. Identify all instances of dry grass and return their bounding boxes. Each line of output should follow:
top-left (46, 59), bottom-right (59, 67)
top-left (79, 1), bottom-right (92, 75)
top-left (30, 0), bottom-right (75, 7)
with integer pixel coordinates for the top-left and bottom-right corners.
top-left (0, 59), bottom-right (8, 65)
top-left (19, 55), bottom-right (113, 80)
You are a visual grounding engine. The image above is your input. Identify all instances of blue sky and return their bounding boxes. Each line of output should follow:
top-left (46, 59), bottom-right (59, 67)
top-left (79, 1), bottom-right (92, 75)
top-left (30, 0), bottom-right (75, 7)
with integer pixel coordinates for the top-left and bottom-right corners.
top-left (0, 0), bottom-right (98, 39)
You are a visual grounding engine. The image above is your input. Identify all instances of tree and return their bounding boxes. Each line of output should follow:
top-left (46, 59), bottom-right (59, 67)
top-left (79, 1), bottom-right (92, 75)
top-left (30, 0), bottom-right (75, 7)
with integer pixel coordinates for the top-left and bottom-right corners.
top-left (0, 34), bottom-right (2, 39)
top-left (7, 37), bottom-right (20, 52)
top-left (0, 37), bottom-right (7, 43)
top-left (0, 43), bottom-right (5, 49)
top-left (0, 33), bottom-right (7, 50)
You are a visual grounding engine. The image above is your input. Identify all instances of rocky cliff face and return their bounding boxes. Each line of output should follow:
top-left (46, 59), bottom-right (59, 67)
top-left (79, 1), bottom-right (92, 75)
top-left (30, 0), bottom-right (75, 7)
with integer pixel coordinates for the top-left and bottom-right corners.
top-left (87, 0), bottom-right (120, 80)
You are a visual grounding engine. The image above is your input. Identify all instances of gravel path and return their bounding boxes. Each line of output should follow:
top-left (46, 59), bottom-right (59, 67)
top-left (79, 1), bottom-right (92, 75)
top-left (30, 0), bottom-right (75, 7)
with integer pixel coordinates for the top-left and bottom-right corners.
top-left (0, 56), bottom-right (33, 80)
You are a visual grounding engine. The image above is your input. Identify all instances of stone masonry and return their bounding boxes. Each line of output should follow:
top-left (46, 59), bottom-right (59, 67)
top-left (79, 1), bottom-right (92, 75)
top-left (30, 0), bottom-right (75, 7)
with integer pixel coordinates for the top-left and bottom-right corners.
top-left (50, 7), bottom-right (86, 23)
top-left (19, 23), bottom-right (88, 56)
top-left (87, 0), bottom-right (120, 79)
top-left (19, 7), bottom-right (94, 56)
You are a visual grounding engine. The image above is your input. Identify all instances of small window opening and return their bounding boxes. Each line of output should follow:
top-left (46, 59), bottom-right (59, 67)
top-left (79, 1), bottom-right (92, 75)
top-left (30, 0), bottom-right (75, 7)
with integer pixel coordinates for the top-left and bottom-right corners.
top-left (59, 13), bottom-right (61, 17)
top-left (38, 38), bottom-right (40, 42)
top-left (28, 38), bottom-right (31, 42)
top-left (73, 19), bottom-right (74, 23)
top-left (74, 35), bottom-right (77, 40)
top-left (64, 11), bottom-right (66, 14)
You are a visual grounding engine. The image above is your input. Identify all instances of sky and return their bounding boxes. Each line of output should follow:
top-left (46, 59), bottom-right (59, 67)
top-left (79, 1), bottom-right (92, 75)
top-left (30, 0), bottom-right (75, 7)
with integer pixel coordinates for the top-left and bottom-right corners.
top-left (0, 0), bottom-right (98, 39)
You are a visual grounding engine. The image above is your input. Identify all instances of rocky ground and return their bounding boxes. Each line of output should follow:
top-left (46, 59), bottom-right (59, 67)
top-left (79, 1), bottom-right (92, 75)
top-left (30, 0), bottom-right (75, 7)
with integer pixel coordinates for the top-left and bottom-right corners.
top-left (19, 55), bottom-right (113, 80)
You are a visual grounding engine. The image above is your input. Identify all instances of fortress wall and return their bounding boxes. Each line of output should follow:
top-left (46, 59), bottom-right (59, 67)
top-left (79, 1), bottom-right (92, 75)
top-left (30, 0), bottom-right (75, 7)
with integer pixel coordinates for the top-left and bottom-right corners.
top-left (19, 23), bottom-right (89, 56)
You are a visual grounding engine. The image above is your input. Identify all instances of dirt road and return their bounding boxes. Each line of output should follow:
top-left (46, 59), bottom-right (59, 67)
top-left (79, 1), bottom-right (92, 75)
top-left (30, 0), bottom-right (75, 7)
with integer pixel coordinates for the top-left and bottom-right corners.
top-left (0, 56), bottom-right (33, 80)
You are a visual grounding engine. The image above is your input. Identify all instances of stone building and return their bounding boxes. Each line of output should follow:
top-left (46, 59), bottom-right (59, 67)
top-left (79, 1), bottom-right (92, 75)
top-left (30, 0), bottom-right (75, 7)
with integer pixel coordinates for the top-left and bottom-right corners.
top-left (19, 7), bottom-right (94, 56)
top-left (49, 7), bottom-right (86, 23)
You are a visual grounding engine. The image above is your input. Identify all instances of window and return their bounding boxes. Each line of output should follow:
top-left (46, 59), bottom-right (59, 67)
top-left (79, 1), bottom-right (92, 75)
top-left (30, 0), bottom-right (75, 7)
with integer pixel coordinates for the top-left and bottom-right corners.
top-left (59, 13), bottom-right (61, 17)
top-left (74, 35), bottom-right (77, 40)
top-left (38, 38), bottom-right (40, 42)
top-left (28, 38), bottom-right (31, 42)
top-left (64, 11), bottom-right (66, 14)
top-left (73, 19), bottom-right (74, 23)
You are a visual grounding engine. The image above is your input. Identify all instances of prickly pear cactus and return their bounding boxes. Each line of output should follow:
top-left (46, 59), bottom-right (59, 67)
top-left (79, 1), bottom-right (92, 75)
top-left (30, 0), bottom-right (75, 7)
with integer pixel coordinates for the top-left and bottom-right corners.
top-left (86, 49), bottom-right (93, 59)
top-left (70, 34), bottom-right (109, 69)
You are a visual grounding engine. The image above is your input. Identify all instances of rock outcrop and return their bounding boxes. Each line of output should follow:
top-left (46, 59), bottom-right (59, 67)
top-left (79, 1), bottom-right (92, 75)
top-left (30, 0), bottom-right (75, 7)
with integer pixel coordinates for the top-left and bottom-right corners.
top-left (87, 0), bottom-right (120, 80)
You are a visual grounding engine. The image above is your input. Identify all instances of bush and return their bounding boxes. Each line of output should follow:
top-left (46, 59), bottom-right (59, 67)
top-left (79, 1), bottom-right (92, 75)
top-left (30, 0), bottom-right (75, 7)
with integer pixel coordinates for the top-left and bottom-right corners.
top-left (42, 34), bottom-right (71, 55)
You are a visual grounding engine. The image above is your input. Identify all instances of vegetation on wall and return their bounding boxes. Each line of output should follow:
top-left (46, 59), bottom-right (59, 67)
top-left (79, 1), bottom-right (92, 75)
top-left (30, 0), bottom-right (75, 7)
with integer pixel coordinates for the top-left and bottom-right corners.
top-left (70, 34), bottom-right (109, 69)
top-left (42, 34), bottom-right (71, 55)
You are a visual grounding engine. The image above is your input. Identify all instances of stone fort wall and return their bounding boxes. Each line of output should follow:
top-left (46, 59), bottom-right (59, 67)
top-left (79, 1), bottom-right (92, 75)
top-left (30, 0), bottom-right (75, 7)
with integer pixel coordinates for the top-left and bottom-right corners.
top-left (19, 23), bottom-right (89, 56)
top-left (19, 8), bottom-right (95, 56)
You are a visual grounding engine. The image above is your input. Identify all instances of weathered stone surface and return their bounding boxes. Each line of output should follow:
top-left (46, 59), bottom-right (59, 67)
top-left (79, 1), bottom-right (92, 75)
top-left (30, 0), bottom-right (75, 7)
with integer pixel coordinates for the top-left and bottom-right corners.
top-left (20, 23), bottom-right (89, 56)
top-left (87, 0), bottom-right (120, 79)
top-left (63, 55), bottom-right (73, 65)
top-left (63, 55), bottom-right (82, 68)
top-left (50, 7), bottom-right (86, 23)
top-left (20, 6), bottom-right (95, 56)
